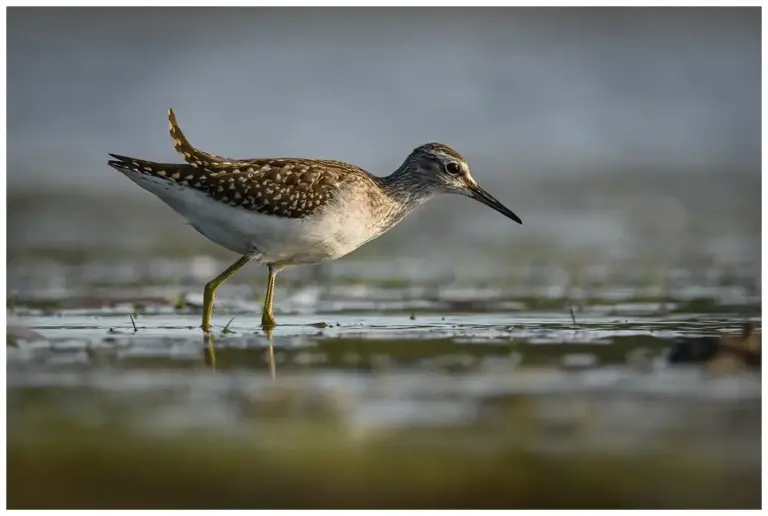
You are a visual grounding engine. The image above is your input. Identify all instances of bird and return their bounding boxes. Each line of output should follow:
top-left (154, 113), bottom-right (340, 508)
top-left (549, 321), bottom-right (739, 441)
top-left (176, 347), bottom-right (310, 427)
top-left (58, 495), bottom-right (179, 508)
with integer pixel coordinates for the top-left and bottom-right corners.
top-left (107, 109), bottom-right (522, 333)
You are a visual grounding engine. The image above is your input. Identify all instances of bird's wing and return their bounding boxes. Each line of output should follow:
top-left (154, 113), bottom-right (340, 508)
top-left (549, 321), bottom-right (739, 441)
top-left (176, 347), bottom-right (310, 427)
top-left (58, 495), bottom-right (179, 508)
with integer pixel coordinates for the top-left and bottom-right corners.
top-left (203, 159), bottom-right (352, 218)
top-left (108, 153), bottom-right (366, 219)
top-left (109, 109), bottom-right (380, 219)
top-left (168, 108), bottom-right (238, 168)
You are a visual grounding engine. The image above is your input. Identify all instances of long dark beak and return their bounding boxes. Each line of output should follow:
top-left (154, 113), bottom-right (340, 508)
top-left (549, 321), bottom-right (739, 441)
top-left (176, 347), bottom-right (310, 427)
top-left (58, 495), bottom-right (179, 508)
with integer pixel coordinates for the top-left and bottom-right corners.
top-left (468, 184), bottom-right (522, 224)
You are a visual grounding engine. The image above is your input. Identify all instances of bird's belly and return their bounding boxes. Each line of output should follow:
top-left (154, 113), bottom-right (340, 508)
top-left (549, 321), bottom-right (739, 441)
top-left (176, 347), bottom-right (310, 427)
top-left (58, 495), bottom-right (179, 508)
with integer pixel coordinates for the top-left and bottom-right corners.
top-left (121, 171), bottom-right (381, 264)
top-left (265, 215), bottom-right (379, 265)
top-left (176, 195), bottom-right (342, 263)
top-left (191, 212), bottom-right (374, 266)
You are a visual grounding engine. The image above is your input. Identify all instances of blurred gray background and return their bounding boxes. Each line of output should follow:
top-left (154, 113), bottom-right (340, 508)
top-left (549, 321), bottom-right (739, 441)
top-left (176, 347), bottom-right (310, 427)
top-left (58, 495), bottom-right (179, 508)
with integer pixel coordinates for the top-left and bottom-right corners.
top-left (7, 7), bottom-right (761, 290)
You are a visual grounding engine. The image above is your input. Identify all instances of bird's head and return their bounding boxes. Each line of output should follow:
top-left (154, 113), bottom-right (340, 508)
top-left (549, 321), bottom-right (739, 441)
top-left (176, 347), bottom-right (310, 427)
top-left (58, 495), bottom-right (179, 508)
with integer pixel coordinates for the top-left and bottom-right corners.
top-left (405, 142), bottom-right (522, 224)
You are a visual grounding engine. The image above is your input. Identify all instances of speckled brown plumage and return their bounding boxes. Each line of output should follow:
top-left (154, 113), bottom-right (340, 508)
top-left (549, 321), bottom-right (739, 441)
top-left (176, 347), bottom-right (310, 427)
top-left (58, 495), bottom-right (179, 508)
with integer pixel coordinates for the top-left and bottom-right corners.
top-left (109, 110), bottom-right (382, 220)
top-left (109, 154), bottom-right (381, 219)
top-left (168, 108), bottom-right (235, 168)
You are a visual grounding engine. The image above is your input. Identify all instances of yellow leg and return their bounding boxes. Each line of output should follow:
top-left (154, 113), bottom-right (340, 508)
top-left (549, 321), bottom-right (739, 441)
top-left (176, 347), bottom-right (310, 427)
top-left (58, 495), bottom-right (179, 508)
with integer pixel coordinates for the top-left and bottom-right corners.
top-left (261, 265), bottom-right (280, 328)
top-left (201, 255), bottom-right (252, 333)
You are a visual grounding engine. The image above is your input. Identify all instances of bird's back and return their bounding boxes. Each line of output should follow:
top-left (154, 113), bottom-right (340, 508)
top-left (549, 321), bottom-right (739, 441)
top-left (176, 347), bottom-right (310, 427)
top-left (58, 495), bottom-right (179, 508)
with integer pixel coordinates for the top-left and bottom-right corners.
top-left (109, 109), bottom-right (381, 221)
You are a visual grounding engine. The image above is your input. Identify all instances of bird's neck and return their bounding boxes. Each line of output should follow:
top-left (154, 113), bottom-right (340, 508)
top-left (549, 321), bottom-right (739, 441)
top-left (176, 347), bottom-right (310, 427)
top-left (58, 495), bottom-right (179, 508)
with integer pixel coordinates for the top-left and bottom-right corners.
top-left (374, 163), bottom-right (437, 227)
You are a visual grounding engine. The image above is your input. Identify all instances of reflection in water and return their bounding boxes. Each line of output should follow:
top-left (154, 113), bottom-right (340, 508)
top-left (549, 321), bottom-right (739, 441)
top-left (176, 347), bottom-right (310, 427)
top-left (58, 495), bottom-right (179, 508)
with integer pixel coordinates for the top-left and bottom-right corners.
top-left (203, 330), bottom-right (277, 379)
top-left (268, 344), bottom-right (276, 379)
top-left (204, 334), bottom-right (216, 370)
top-left (264, 325), bottom-right (276, 379)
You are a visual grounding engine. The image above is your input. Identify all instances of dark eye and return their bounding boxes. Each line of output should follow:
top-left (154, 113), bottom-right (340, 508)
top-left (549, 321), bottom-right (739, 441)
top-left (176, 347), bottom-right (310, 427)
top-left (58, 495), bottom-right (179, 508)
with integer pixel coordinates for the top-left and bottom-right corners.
top-left (445, 162), bottom-right (461, 174)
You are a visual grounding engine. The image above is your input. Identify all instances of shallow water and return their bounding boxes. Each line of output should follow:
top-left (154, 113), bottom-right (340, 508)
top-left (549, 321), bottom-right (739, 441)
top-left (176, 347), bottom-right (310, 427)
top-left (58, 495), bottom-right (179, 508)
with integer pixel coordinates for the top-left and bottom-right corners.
top-left (7, 262), bottom-right (762, 509)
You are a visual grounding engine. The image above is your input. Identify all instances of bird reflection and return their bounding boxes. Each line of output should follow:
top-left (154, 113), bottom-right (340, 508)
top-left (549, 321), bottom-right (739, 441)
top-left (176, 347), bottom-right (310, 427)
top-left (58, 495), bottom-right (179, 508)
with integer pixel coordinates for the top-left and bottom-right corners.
top-left (203, 333), bottom-right (216, 370)
top-left (203, 328), bottom-right (277, 379)
top-left (263, 324), bottom-right (276, 378)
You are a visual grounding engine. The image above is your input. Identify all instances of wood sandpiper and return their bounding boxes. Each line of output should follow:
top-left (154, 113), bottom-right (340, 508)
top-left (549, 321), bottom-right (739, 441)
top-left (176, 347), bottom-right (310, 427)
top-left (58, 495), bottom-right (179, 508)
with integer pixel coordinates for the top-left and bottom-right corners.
top-left (108, 109), bottom-right (522, 332)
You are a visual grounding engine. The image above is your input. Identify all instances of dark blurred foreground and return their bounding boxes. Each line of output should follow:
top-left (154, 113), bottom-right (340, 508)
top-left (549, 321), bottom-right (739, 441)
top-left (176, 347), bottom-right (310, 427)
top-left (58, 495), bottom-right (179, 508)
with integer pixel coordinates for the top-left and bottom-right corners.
top-left (8, 420), bottom-right (759, 509)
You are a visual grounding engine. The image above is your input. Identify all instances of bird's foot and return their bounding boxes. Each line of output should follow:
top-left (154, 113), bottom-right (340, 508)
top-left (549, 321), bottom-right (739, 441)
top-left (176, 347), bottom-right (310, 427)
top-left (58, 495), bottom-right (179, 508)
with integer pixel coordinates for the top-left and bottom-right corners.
top-left (261, 312), bottom-right (277, 328)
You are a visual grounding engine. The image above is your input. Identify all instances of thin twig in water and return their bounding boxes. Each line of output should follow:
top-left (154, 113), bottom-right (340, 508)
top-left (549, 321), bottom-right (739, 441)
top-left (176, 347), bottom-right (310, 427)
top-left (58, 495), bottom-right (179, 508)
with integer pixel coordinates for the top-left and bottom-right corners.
top-left (222, 317), bottom-right (236, 334)
top-left (129, 314), bottom-right (138, 332)
top-left (569, 303), bottom-right (578, 326)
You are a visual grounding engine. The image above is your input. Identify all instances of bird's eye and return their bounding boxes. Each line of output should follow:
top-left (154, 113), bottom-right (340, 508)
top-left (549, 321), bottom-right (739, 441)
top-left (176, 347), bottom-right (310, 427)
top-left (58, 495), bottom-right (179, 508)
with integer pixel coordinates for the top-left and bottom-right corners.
top-left (445, 162), bottom-right (461, 174)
